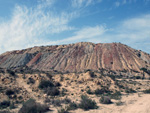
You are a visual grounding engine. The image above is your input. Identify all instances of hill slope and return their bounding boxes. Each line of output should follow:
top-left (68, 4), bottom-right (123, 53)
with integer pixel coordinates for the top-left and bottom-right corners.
top-left (0, 42), bottom-right (150, 72)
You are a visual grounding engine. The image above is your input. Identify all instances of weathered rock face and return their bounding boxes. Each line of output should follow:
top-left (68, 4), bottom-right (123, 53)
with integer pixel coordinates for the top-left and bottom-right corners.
top-left (0, 42), bottom-right (150, 72)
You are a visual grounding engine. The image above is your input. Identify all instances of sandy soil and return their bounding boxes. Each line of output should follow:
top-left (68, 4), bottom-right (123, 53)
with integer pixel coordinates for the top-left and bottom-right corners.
top-left (16, 78), bottom-right (44, 103)
top-left (49, 93), bottom-right (150, 113)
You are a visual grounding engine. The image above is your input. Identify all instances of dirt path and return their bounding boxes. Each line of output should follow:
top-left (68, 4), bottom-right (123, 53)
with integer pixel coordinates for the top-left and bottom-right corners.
top-left (119, 94), bottom-right (150, 113)
top-left (67, 93), bottom-right (150, 113)
top-left (101, 93), bottom-right (150, 113)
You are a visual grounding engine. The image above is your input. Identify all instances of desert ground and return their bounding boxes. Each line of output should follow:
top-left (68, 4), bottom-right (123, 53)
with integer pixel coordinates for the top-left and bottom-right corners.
top-left (0, 70), bottom-right (150, 113)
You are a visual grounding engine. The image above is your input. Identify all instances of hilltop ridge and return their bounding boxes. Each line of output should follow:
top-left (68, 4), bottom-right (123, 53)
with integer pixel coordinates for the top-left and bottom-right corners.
top-left (0, 42), bottom-right (150, 73)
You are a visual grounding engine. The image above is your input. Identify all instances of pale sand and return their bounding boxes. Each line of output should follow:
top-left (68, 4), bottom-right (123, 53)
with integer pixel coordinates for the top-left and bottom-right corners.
top-left (50, 93), bottom-right (150, 113)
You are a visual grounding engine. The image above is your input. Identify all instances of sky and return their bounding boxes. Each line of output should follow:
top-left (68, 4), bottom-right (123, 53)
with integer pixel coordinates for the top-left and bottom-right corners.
top-left (0, 0), bottom-right (150, 54)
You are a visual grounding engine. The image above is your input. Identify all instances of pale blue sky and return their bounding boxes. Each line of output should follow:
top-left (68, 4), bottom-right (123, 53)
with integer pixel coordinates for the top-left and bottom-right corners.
top-left (0, 0), bottom-right (150, 54)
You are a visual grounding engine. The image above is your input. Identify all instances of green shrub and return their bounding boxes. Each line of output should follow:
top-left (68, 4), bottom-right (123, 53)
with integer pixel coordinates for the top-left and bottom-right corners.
top-left (38, 80), bottom-right (54, 89)
top-left (89, 71), bottom-right (95, 78)
top-left (0, 110), bottom-right (11, 113)
top-left (51, 99), bottom-right (62, 107)
top-left (94, 89), bottom-right (103, 95)
top-left (5, 89), bottom-right (14, 96)
top-left (7, 70), bottom-right (15, 76)
top-left (0, 100), bottom-right (10, 109)
top-left (86, 89), bottom-right (93, 95)
top-left (100, 96), bottom-right (112, 104)
top-left (18, 99), bottom-right (49, 113)
top-left (45, 87), bottom-right (60, 96)
top-left (110, 91), bottom-right (122, 100)
top-left (125, 88), bottom-right (136, 93)
top-left (143, 89), bottom-right (150, 94)
top-left (79, 95), bottom-right (98, 110)
top-left (27, 78), bottom-right (35, 84)
top-left (57, 107), bottom-right (69, 113)
top-left (61, 98), bottom-right (71, 104)
top-left (55, 82), bottom-right (61, 87)
top-left (67, 102), bottom-right (78, 110)
top-left (135, 76), bottom-right (141, 79)
top-left (94, 88), bottom-right (111, 95)
top-left (9, 102), bottom-right (16, 109)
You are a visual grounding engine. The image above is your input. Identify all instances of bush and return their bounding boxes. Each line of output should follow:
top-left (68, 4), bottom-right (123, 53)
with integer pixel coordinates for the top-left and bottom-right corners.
top-left (135, 76), bottom-right (141, 79)
top-left (89, 71), bottom-right (95, 78)
top-left (86, 89), bottom-right (93, 95)
top-left (55, 82), bottom-right (61, 87)
top-left (18, 99), bottom-right (49, 113)
top-left (51, 99), bottom-right (62, 107)
top-left (57, 107), bottom-right (69, 113)
top-left (67, 102), bottom-right (78, 110)
top-left (38, 80), bottom-right (54, 89)
top-left (0, 111), bottom-right (11, 113)
top-left (0, 100), bottom-right (10, 109)
top-left (61, 98), bottom-right (71, 104)
top-left (79, 95), bottom-right (98, 110)
top-left (100, 96), bottom-right (112, 104)
top-left (94, 88), bottom-right (111, 95)
top-left (7, 70), bottom-right (15, 76)
top-left (27, 78), bottom-right (35, 84)
top-left (125, 88), bottom-right (136, 93)
top-left (110, 91), bottom-right (122, 100)
top-left (9, 102), bottom-right (16, 109)
top-left (143, 89), bottom-right (150, 94)
top-left (45, 87), bottom-right (60, 96)
top-left (5, 89), bottom-right (14, 96)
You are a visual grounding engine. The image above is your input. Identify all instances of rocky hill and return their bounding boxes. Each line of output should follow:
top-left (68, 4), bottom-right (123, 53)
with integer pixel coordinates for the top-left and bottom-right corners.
top-left (0, 42), bottom-right (150, 73)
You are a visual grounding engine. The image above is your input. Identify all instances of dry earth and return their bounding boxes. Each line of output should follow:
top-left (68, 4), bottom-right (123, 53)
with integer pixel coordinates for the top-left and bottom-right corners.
top-left (0, 70), bottom-right (150, 113)
top-left (66, 93), bottom-right (150, 113)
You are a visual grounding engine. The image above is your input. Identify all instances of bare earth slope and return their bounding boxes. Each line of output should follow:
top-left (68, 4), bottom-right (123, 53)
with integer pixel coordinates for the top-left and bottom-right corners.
top-left (0, 42), bottom-right (150, 72)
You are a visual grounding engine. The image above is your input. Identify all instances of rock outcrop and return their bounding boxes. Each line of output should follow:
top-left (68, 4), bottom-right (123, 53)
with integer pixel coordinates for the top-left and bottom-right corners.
top-left (0, 42), bottom-right (150, 72)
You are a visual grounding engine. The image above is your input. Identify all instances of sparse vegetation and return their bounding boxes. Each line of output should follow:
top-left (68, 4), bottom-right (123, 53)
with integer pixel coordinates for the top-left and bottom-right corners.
top-left (38, 80), bottom-right (54, 89)
top-left (61, 98), bottom-right (71, 104)
top-left (110, 91), bottom-right (122, 100)
top-left (57, 107), bottom-right (69, 113)
top-left (0, 66), bottom-right (150, 113)
top-left (5, 89), bottom-right (14, 96)
top-left (0, 110), bottom-right (11, 113)
top-left (18, 99), bottom-right (49, 113)
top-left (27, 77), bottom-right (35, 84)
top-left (67, 102), bottom-right (78, 110)
top-left (94, 87), bottom-right (111, 95)
top-left (86, 89), bottom-right (93, 95)
top-left (51, 99), bottom-right (62, 107)
top-left (125, 88), bottom-right (136, 93)
top-left (143, 89), bottom-right (150, 94)
top-left (89, 71), bottom-right (95, 78)
top-left (100, 96), bottom-right (112, 104)
top-left (135, 76), bottom-right (142, 79)
top-left (45, 87), bottom-right (60, 96)
top-left (0, 100), bottom-right (10, 109)
top-left (9, 102), bottom-right (16, 109)
top-left (7, 70), bottom-right (16, 76)
top-left (79, 95), bottom-right (98, 110)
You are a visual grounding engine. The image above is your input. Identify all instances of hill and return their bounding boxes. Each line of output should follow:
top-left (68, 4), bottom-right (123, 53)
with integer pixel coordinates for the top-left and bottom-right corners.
top-left (0, 42), bottom-right (150, 73)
